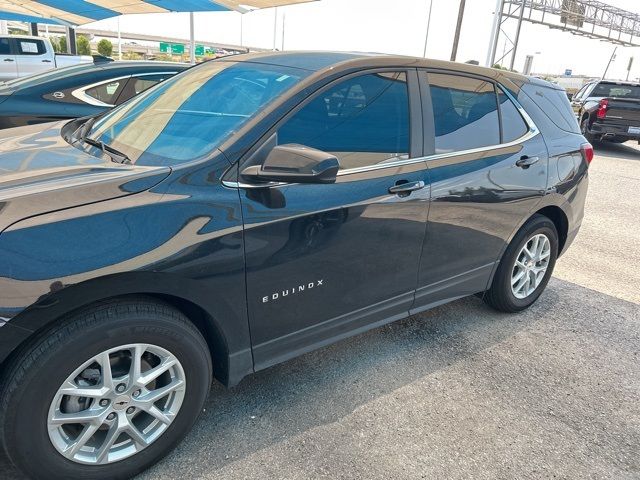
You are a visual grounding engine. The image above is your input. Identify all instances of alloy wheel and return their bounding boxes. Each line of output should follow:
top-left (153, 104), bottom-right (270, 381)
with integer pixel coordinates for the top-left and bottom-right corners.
top-left (47, 343), bottom-right (186, 465)
top-left (511, 233), bottom-right (551, 299)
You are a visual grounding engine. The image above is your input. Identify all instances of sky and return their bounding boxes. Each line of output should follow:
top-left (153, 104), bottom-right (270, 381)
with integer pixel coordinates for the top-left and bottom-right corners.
top-left (84, 0), bottom-right (640, 80)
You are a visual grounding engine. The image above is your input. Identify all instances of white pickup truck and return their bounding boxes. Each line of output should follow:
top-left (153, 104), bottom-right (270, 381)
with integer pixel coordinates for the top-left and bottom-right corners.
top-left (0, 35), bottom-right (94, 81)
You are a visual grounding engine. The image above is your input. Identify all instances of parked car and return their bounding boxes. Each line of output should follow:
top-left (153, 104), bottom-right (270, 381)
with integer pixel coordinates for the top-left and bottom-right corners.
top-left (0, 52), bottom-right (590, 480)
top-left (0, 61), bottom-right (187, 129)
top-left (571, 79), bottom-right (640, 144)
top-left (0, 34), bottom-right (98, 81)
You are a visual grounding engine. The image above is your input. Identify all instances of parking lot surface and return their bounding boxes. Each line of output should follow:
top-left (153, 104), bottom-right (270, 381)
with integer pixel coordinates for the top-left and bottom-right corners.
top-left (1, 141), bottom-right (639, 480)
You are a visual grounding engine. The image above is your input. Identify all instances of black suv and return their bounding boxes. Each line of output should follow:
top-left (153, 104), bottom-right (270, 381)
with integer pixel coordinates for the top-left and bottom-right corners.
top-left (0, 52), bottom-right (590, 480)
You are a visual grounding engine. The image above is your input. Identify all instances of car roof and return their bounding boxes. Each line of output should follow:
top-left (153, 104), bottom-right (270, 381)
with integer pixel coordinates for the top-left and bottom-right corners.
top-left (220, 51), bottom-right (538, 88)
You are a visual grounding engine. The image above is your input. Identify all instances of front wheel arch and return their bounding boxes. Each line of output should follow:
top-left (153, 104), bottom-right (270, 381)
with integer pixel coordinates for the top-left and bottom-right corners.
top-left (2, 273), bottom-right (251, 387)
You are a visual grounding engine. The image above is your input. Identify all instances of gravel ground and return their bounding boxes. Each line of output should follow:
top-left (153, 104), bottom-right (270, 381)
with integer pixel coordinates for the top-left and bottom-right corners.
top-left (1, 141), bottom-right (639, 480)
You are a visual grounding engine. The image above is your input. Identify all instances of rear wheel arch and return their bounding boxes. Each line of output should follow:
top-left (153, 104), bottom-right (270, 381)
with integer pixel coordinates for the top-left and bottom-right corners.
top-left (535, 205), bottom-right (569, 254)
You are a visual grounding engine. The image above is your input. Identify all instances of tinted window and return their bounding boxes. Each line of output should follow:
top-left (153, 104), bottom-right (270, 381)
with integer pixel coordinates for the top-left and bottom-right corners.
top-left (428, 73), bottom-right (500, 154)
top-left (89, 61), bottom-right (307, 166)
top-left (279, 72), bottom-right (410, 170)
top-left (521, 83), bottom-right (580, 134)
top-left (498, 88), bottom-right (528, 142)
top-left (0, 38), bottom-right (10, 55)
top-left (131, 75), bottom-right (169, 94)
top-left (85, 80), bottom-right (124, 105)
top-left (18, 39), bottom-right (45, 55)
top-left (592, 82), bottom-right (640, 99)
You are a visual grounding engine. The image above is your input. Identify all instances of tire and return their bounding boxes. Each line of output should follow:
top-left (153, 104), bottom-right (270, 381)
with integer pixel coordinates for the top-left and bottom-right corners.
top-left (484, 214), bottom-right (558, 313)
top-left (580, 117), bottom-right (595, 143)
top-left (0, 297), bottom-right (212, 480)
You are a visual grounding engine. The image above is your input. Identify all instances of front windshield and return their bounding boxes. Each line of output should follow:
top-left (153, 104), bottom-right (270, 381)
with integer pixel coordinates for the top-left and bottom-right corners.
top-left (86, 60), bottom-right (308, 166)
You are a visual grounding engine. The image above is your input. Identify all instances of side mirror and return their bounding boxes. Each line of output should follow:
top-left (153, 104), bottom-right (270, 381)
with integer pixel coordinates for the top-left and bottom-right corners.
top-left (241, 144), bottom-right (339, 185)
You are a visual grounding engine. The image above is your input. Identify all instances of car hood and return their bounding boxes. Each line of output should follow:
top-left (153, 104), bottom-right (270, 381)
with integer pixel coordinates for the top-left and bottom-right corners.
top-left (0, 121), bottom-right (171, 232)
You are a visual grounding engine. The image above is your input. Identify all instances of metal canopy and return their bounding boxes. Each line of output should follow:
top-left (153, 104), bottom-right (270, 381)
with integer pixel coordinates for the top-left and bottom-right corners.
top-left (0, 0), bottom-right (315, 26)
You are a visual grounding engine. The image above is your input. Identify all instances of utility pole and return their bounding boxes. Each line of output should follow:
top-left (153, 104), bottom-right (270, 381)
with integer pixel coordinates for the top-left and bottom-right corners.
top-left (487, 0), bottom-right (504, 67)
top-left (189, 12), bottom-right (195, 65)
top-left (450, 0), bottom-right (466, 62)
top-left (423, 0), bottom-right (434, 57)
top-left (282, 12), bottom-right (286, 51)
top-left (117, 16), bottom-right (122, 60)
top-left (602, 47), bottom-right (617, 79)
top-left (627, 56), bottom-right (634, 81)
top-left (509, 0), bottom-right (526, 70)
top-left (273, 7), bottom-right (278, 50)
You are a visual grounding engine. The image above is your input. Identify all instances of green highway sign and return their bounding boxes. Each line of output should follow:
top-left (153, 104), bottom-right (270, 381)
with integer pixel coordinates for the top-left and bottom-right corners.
top-left (195, 44), bottom-right (205, 56)
top-left (159, 42), bottom-right (185, 55)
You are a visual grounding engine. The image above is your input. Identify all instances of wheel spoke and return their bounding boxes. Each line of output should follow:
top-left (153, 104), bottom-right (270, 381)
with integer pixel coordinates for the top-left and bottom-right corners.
top-left (511, 269), bottom-right (526, 285)
top-left (142, 404), bottom-right (174, 425)
top-left (138, 378), bottom-right (185, 405)
top-left (126, 424), bottom-right (149, 449)
top-left (64, 422), bottom-right (101, 458)
top-left (136, 357), bottom-right (177, 387)
top-left (50, 407), bottom-right (104, 426)
top-left (97, 352), bottom-right (114, 390)
top-left (96, 422), bottom-right (121, 464)
top-left (59, 380), bottom-right (110, 398)
top-left (130, 345), bottom-right (145, 381)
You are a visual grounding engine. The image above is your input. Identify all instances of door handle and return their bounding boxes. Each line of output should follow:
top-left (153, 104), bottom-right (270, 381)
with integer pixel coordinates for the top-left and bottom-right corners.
top-left (516, 156), bottom-right (540, 169)
top-left (388, 180), bottom-right (426, 195)
top-left (3, 58), bottom-right (14, 62)
top-left (42, 59), bottom-right (52, 63)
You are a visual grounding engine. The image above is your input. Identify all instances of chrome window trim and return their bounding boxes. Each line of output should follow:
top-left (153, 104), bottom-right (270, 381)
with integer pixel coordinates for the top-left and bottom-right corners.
top-left (71, 72), bottom-right (178, 108)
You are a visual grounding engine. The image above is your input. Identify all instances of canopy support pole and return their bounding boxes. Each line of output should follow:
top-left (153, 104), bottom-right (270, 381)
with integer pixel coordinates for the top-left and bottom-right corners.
top-left (30, 23), bottom-right (38, 36)
top-left (273, 7), bottom-right (278, 50)
top-left (67, 27), bottom-right (77, 55)
top-left (190, 12), bottom-right (196, 65)
top-left (117, 17), bottom-right (122, 60)
top-left (423, 0), bottom-right (434, 57)
top-left (486, 0), bottom-right (504, 66)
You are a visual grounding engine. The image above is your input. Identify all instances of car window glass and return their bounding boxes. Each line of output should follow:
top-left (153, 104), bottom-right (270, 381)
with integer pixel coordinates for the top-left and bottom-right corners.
top-left (85, 80), bottom-right (123, 105)
top-left (428, 73), bottom-right (500, 154)
top-left (278, 71), bottom-right (410, 170)
top-left (573, 84), bottom-right (588, 101)
top-left (498, 88), bottom-right (528, 142)
top-left (18, 40), bottom-right (45, 55)
top-left (593, 82), bottom-right (640, 99)
top-left (132, 75), bottom-right (170, 95)
top-left (0, 38), bottom-right (10, 55)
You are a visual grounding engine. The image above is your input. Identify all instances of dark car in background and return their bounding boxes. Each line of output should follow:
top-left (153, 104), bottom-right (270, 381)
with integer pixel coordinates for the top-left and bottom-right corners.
top-left (0, 52), bottom-right (590, 480)
top-left (0, 61), bottom-right (187, 129)
top-left (571, 79), bottom-right (640, 144)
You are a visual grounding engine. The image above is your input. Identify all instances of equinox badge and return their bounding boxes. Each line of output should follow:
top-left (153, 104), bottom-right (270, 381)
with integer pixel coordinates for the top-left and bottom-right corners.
top-left (262, 279), bottom-right (324, 303)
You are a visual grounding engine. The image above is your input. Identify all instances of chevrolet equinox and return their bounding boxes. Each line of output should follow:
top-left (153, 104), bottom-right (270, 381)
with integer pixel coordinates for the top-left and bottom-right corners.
top-left (0, 52), bottom-right (590, 480)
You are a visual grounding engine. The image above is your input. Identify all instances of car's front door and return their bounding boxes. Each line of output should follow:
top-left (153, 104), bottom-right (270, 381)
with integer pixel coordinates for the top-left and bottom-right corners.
top-left (412, 71), bottom-right (549, 312)
top-left (239, 69), bottom-right (430, 369)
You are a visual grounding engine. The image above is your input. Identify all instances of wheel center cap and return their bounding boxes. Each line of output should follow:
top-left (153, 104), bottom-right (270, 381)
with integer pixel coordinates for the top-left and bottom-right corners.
top-left (113, 395), bottom-right (131, 411)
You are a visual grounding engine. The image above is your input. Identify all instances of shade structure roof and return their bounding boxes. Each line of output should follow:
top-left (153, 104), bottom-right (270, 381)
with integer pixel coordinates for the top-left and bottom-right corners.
top-left (0, 0), bottom-right (316, 26)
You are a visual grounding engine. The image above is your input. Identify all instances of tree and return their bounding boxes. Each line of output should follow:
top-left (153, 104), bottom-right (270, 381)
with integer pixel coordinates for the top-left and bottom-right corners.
top-left (76, 35), bottom-right (91, 55)
top-left (50, 36), bottom-right (67, 53)
top-left (97, 39), bottom-right (113, 57)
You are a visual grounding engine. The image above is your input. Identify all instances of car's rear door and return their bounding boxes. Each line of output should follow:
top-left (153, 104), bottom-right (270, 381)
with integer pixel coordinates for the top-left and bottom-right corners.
top-left (412, 70), bottom-right (549, 312)
top-left (0, 38), bottom-right (17, 80)
top-left (239, 69), bottom-right (430, 369)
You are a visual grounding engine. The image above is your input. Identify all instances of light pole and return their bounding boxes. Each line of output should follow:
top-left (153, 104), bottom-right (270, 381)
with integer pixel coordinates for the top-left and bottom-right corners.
top-left (423, 0), bottom-right (434, 57)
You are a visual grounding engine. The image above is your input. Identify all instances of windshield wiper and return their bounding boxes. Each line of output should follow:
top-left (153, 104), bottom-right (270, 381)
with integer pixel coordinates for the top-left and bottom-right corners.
top-left (82, 137), bottom-right (131, 165)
